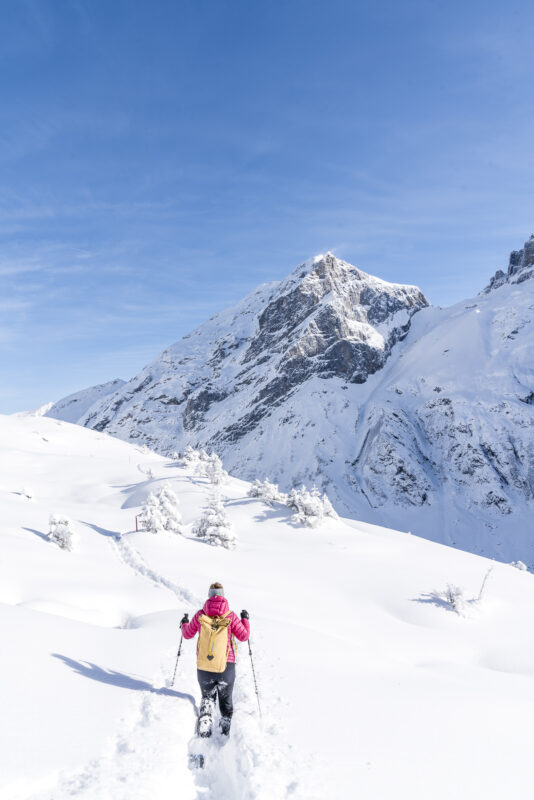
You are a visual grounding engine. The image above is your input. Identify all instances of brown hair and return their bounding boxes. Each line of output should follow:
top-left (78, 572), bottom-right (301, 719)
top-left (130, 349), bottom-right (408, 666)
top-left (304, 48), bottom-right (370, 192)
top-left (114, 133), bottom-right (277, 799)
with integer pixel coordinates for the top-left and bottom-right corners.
top-left (210, 581), bottom-right (223, 590)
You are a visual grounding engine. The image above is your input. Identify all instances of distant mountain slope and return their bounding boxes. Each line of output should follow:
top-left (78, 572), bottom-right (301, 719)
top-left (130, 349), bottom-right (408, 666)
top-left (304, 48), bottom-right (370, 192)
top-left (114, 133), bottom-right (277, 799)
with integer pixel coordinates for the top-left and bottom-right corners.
top-left (46, 240), bottom-right (534, 562)
top-left (46, 378), bottom-right (126, 424)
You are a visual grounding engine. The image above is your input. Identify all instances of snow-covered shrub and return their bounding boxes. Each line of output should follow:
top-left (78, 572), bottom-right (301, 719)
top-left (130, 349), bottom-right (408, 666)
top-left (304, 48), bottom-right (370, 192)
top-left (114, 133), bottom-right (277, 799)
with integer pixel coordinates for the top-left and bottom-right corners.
top-left (204, 453), bottom-right (228, 485)
top-left (510, 560), bottom-right (528, 571)
top-left (171, 451), bottom-right (180, 461)
top-left (48, 514), bottom-right (75, 551)
top-left (22, 486), bottom-right (34, 500)
top-left (438, 584), bottom-right (469, 616)
top-left (247, 478), bottom-right (286, 505)
top-left (286, 486), bottom-right (338, 528)
top-left (193, 493), bottom-right (236, 549)
top-left (433, 568), bottom-right (493, 616)
top-left (140, 483), bottom-right (184, 534)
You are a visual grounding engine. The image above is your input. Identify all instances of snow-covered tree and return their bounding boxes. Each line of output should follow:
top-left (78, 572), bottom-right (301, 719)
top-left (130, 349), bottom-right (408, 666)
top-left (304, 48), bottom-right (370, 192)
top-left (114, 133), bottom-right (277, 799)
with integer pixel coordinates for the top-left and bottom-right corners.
top-left (140, 483), bottom-right (184, 534)
top-left (320, 490), bottom-right (338, 520)
top-left (157, 483), bottom-right (183, 533)
top-left (182, 447), bottom-right (228, 482)
top-left (193, 493), bottom-right (236, 549)
top-left (48, 514), bottom-right (75, 551)
top-left (194, 449), bottom-right (210, 477)
top-left (510, 560), bottom-right (528, 571)
top-left (182, 445), bottom-right (202, 472)
top-left (140, 492), bottom-right (166, 534)
top-left (204, 453), bottom-right (228, 485)
top-left (182, 445), bottom-right (197, 464)
top-left (286, 485), bottom-right (338, 527)
top-left (247, 478), bottom-right (286, 505)
top-left (22, 486), bottom-right (34, 500)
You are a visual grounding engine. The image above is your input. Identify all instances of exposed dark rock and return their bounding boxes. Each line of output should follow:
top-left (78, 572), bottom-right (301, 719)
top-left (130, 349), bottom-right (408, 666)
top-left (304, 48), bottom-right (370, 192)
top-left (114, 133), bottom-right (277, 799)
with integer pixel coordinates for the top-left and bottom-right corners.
top-left (183, 387), bottom-right (229, 432)
top-left (484, 235), bottom-right (534, 292)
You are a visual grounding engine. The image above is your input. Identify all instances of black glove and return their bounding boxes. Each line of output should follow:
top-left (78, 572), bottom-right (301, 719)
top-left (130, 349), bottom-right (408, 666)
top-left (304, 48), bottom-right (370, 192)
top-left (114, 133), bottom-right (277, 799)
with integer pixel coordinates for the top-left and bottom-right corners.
top-left (240, 609), bottom-right (249, 620)
top-left (180, 613), bottom-right (189, 626)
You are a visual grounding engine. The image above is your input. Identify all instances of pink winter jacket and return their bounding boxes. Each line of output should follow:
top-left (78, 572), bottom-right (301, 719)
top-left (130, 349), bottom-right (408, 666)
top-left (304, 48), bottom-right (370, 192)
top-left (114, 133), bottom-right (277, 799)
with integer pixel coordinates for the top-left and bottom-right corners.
top-left (181, 595), bottom-right (250, 663)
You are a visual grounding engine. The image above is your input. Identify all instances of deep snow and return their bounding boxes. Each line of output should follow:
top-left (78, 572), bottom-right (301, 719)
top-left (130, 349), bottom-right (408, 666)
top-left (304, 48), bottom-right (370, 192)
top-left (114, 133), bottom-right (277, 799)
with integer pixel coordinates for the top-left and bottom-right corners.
top-left (3, 413), bottom-right (534, 799)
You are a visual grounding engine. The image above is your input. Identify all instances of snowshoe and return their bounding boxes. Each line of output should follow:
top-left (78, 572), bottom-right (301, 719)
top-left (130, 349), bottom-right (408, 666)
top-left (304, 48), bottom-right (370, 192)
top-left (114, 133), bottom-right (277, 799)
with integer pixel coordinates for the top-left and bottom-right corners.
top-left (219, 715), bottom-right (232, 736)
top-left (188, 752), bottom-right (205, 769)
top-left (197, 713), bottom-right (213, 738)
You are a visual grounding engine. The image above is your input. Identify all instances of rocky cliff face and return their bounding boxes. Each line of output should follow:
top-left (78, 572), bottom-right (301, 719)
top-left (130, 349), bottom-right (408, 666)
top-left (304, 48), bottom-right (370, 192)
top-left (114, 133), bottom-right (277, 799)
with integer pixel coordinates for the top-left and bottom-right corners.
top-left (484, 234), bottom-right (534, 292)
top-left (70, 253), bottom-right (427, 447)
top-left (46, 239), bottom-right (534, 563)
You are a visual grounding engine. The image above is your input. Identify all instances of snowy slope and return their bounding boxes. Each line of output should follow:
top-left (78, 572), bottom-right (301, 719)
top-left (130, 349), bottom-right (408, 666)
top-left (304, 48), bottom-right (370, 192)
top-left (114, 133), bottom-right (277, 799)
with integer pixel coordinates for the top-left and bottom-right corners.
top-left (45, 239), bottom-right (534, 564)
top-left (3, 413), bottom-right (534, 800)
top-left (44, 379), bottom-right (126, 424)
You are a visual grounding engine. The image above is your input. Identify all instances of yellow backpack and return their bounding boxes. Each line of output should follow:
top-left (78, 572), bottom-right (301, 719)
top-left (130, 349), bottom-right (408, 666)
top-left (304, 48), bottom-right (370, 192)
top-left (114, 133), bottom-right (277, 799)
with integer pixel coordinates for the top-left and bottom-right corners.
top-left (197, 611), bottom-right (234, 672)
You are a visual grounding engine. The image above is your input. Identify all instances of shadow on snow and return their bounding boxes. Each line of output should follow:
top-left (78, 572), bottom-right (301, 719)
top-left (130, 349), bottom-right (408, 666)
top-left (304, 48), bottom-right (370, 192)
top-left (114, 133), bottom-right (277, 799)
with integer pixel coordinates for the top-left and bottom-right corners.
top-left (81, 521), bottom-right (121, 539)
top-left (22, 526), bottom-right (49, 543)
top-left (52, 653), bottom-right (199, 714)
top-left (410, 592), bottom-right (453, 611)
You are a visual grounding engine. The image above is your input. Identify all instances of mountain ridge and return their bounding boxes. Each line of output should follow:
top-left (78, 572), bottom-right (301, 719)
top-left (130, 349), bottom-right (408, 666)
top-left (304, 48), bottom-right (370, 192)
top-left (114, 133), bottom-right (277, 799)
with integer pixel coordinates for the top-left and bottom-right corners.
top-left (46, 238), bottom-right (534, 563)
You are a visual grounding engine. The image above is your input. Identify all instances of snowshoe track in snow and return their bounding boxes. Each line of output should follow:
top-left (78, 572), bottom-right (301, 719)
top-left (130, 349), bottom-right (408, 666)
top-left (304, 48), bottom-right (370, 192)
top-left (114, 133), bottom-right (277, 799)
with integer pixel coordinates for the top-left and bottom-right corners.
top-left (27, 519), bottom-right (296, 799)
top-left (112, 531), bottom-right (200, 607)
top-left (30, 666), bottom-right (198, 800)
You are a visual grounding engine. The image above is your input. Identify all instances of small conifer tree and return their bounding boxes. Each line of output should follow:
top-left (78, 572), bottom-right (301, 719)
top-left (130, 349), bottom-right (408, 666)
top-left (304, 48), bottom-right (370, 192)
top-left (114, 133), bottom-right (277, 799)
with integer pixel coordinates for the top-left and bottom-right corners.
top-left (140, 483), bottom-right (184, 534)
top-left (193, 493), bottom-right (236, 549)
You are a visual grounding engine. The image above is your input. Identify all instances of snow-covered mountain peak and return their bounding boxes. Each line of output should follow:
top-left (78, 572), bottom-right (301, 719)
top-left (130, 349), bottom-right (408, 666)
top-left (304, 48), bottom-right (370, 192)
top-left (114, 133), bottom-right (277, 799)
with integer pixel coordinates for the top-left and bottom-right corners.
top-left (243, 252), bottom-right (429, 381)
top-left (45, 240), bottom-right (534, 564)
top-left (484, 234), bottom-right (534, 293)
top-left (55, 254), bottom-right (428, 448)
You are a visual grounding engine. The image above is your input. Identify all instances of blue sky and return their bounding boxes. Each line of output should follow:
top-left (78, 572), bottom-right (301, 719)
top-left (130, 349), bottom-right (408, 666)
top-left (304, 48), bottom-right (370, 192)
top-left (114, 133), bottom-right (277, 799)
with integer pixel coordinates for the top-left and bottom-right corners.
top-left (1, 0), bottom-right (534, 412)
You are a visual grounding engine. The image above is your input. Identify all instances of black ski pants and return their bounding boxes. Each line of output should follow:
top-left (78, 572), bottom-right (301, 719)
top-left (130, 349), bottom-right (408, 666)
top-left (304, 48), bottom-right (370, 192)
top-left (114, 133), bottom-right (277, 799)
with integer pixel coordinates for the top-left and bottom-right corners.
top-left (197, 662), bottom-right (236, 719)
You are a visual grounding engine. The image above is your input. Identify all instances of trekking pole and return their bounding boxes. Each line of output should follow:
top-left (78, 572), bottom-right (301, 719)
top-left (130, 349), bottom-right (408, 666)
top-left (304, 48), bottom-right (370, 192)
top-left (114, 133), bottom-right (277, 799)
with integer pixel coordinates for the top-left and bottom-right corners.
top-left (171, 613), bottom-right (188, 686)
top-left (171, 633), bottom-right (183, 687)
top-left (247, 639), bottom-right (262, 719)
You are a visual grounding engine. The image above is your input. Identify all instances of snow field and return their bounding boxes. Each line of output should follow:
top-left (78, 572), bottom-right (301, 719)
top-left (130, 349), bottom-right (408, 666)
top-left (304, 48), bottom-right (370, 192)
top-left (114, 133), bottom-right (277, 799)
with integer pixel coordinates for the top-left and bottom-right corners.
top-left (3, 413), bottom-right (534, 798)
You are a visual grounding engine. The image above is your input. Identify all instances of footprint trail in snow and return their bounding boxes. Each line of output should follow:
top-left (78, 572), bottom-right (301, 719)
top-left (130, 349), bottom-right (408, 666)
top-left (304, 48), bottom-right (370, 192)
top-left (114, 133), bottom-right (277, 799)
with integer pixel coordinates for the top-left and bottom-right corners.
top-left (29, 528), bottom-right (296, 800)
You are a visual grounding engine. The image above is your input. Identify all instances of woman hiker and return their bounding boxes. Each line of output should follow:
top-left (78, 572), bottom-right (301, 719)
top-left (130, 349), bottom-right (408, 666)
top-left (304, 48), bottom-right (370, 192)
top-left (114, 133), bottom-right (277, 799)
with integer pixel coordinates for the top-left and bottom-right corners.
top-left (180, 582), bottom-right (250, 737)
